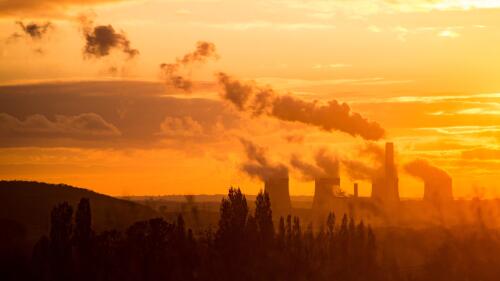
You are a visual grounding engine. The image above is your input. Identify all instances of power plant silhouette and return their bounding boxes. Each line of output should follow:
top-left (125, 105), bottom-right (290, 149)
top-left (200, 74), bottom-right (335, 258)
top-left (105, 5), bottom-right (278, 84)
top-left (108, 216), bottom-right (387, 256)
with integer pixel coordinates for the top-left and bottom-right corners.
top-left (262, 142), bottom-right (453, 215)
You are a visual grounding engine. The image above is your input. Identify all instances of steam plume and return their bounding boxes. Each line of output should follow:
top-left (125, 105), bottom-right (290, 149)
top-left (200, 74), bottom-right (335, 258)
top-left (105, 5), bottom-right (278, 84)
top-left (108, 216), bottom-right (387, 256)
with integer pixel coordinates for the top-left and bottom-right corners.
top-left (240, 139), bottom-right (288, 181)
top-left (404, 159), bottom-right (451, 183)
top-left (80, 15), bottom-right (139, 59)
top-left (342, 159), bottom-right (379, 181)
top-left (290, 149), bottom-right (339, 180)
top-left (290, 154), bottom-right (324, 180)
top-left (216, 72), bottom-right (385, 140)
top-left (315, 148), bottom-right (339, 178)
top-left (160, 41), bottom-right (218, 92)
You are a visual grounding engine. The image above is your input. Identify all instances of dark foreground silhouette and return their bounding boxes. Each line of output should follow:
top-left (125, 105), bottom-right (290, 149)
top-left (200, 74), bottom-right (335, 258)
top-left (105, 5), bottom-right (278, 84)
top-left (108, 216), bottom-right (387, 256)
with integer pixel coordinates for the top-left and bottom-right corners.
top-left (2, 187), bottom-right (500, 281)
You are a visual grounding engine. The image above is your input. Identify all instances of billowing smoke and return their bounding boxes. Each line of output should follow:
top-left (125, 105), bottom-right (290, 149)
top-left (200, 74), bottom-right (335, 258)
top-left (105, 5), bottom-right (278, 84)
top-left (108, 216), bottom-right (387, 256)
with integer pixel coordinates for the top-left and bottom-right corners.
top-left (342, 159), bottom-right (379, 181)
top-left (290, 149), bottom-right (339, 180)
top-left (404, 159), bottom-right (451, 183)
top-left (240, 139), bottom-right (288, 181)
top-left (290, 155), bottom-right (323, 180)
top-left (15, 21), bottom-right (52, 40)
top-left (216, 72), bottom-right (385, 140)
top-left (341, 142), bottom-right (384, 181)
top-left (80, 15), bottom-right (139, 59)
top-left (160, 41), bottom-right (218, 92)
top-left (315, 148), bottom-right (339, 177)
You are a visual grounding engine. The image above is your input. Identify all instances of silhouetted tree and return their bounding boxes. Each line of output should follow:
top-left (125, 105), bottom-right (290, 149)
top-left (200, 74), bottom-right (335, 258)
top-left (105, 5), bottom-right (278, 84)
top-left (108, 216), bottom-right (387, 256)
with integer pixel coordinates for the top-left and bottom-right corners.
top-left (49, 202), bottom-right (73, 281)
top-left (254, 191), bottom-right (274, 247)
top-left (73, 198), bottom-right (93, 281)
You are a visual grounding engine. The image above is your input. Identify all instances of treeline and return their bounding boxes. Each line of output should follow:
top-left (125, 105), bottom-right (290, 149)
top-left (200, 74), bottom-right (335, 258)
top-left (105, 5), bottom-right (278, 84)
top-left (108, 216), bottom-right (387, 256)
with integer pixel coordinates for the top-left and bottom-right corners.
top-left (16, 187), bottom-right (378, 281)
top-left (6, 187), bottom-right (500, 281)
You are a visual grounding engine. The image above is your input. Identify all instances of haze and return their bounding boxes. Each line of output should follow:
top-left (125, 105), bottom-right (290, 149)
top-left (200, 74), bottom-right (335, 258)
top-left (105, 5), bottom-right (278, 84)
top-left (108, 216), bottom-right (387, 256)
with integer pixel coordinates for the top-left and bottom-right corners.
top-left (1, 0), bottom-right (500, 198)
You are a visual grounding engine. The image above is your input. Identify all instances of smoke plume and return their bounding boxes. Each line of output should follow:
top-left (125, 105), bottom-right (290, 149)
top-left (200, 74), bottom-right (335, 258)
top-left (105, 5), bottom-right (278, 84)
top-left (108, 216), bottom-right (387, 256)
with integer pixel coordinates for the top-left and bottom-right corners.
top-left (404, 159), bottom-right (451, 183)
top-left (342, 159), bottom-right (379, 181)
top-left (160, 41), bottom-right (218, 92)
top-left (290, 154), bottom-right (324, 180)
top-left (240, 139), bottom-right (288, 181)
top-left (80, 15), bottom-right (138, 59)
top-left (341, 142), bottom-right (385, 181)
top-left (315, 148), bottom-right (339, 178)
top-left (216, 72), bottom-right (385, 140)
top-left (290, 149), bottom-right (339, 180)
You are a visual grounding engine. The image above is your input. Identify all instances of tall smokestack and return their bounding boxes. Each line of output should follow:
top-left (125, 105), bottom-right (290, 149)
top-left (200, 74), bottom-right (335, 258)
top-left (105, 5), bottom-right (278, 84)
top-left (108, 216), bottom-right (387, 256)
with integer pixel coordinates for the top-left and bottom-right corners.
top-left (354, 183), bottom-right (359, 198)
top-left (371, 142), bottom-right (399, 203)
top-left (264, 176), bottom-right (291, 215)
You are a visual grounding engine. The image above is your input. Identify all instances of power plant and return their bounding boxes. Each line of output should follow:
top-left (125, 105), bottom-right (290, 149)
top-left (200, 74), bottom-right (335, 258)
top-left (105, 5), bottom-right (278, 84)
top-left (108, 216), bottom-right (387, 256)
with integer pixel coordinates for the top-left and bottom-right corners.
top-left (264, 176), bottom-right (291, 215)
top-left (261, 142), bottom-right (453, 217)
top-left (424, 176), bottom-right (453, 204)
top-left (312, 177), bottom-right (340, 212)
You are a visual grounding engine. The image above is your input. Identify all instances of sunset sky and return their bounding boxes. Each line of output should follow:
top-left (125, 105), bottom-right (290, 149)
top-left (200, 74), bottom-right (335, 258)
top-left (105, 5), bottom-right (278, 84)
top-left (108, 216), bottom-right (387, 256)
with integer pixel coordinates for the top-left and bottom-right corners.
top-left (1, 0), bottom-right (500, 198)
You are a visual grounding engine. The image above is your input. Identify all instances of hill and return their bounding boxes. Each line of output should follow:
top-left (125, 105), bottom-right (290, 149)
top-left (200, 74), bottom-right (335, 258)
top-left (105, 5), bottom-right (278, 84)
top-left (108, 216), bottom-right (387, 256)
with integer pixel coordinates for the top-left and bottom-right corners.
top-left (0, 180), bottom-right (158, 241)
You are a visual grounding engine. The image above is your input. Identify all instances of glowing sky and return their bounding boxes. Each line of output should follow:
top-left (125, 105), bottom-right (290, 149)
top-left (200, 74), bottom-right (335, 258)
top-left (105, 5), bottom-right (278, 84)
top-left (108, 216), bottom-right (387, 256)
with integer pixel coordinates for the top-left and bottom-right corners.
top-left (1, 0), bottom-right (500, 198)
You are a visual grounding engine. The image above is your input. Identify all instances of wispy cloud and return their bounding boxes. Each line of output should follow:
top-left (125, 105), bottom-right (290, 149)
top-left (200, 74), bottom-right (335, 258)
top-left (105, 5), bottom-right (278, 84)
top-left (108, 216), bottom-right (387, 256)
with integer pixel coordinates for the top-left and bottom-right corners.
top-left (193, 20), bottom-right (336, 31)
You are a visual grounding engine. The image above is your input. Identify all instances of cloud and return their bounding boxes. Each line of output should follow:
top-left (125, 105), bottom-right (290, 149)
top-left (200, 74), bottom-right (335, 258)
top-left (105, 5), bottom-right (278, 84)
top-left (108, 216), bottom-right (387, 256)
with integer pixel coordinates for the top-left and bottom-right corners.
top-left (158, 116), bottom-right (205, 138)
top-left (0, 0), bottom-right (128, 18)
top-left (217, 72), bottom-right (385, 140)
top-left (160, 41), bottom-right (218, 92)
top-left (0, 112), bottom-right (120, 139)
top-left (461, 148), bottom-right (500, 160)
top-left (240, 139), bottom-right (288, 181)
top-left (14, 21), bottom-right (53, 40)
top-left (5, 21), bottom-right (54, 53)
top-left (81, 15), bottom-right (139, 59)
top-left (0, 80), bottom-right (241, 148)
top-left (196, 21), bottom-right (336, 31)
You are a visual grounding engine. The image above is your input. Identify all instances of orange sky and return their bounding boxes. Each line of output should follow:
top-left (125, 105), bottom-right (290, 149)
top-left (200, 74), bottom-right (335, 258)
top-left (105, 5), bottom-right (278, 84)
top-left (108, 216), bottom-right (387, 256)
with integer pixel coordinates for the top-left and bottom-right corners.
top-left (1, 0), bottom-right (500, 198)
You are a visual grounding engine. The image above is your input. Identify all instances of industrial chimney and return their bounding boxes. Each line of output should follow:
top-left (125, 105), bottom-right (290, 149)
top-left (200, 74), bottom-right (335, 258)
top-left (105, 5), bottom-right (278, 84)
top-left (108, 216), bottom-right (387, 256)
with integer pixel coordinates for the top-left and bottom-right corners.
top-left (313, 178), bottom-right (340, 212)
top-left (354, 183), bottom-right (359, 198)
top-left (264, 176), bottom-right (291, 215)
top-left (371, 142), bottom-right (400, 203)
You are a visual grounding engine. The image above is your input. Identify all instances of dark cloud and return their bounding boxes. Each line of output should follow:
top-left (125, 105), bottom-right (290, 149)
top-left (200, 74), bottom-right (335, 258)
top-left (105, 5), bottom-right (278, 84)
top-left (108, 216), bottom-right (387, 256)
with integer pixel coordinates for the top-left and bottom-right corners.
top-left (240, 139), bottom-right (288, 181)
top-left (5, 21), bottom-right (53, 53)
top-left (160, 41), bottom-right (218, 92)
top-left (0, 80), bottom-right (237, 148)
top-left (80, 15), bottom-right (139, 59)
top-left (0, 0), bottom-right (127, 18)
top-left (15, 21), bottom-right (52, 40)
top-left (216, 72), bottom-right (385, 140)
top-left (0, 112), bottom-right (120, 138)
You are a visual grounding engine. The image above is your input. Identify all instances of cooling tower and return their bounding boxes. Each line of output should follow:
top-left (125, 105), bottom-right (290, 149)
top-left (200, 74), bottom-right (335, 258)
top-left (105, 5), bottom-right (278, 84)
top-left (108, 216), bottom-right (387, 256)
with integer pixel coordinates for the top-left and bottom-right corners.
top-left (264, 177), bottom-right (291, 215)
top-left (424, 177), bottom-right (453, 204)
top-left (371, 142), bottom-right (400, 203)
top-left (313, 178), bottom-right (340, 211)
